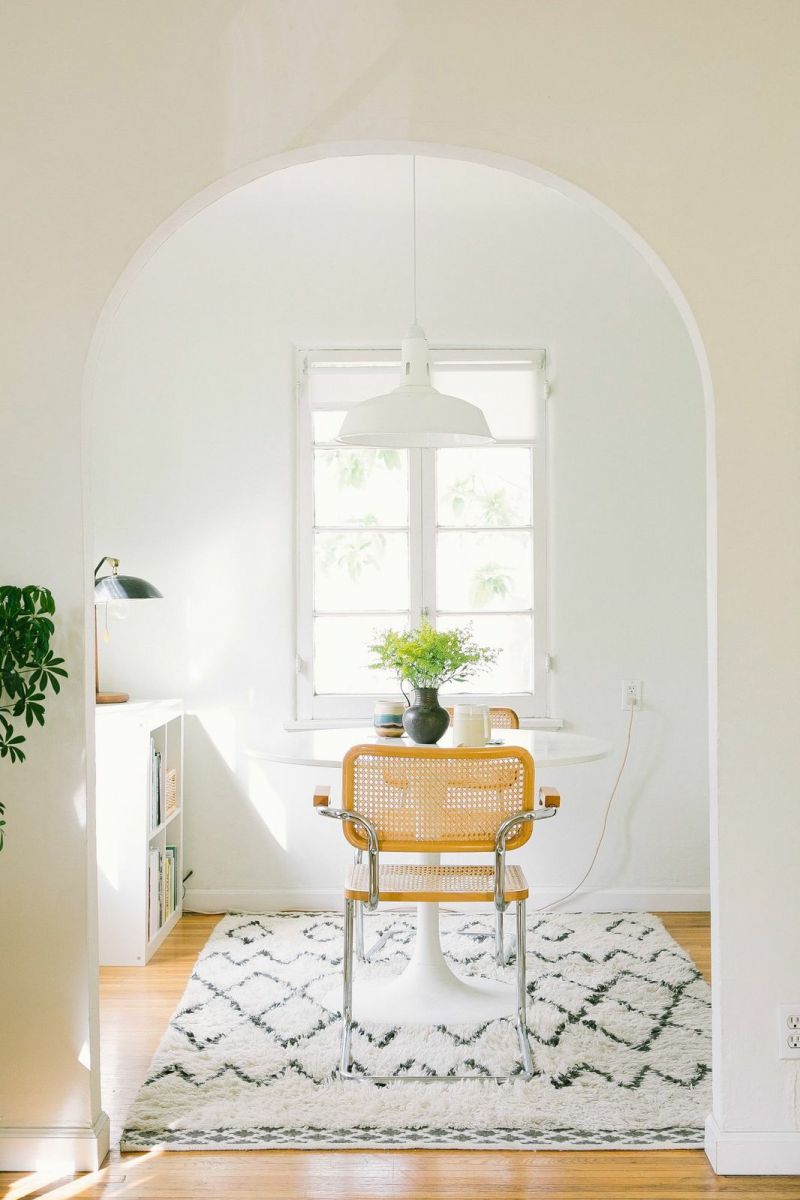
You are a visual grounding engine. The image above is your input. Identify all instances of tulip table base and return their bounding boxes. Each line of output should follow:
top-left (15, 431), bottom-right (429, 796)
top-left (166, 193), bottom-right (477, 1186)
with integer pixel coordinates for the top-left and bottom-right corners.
top-left (323, 855), bottom-right (517, 1025)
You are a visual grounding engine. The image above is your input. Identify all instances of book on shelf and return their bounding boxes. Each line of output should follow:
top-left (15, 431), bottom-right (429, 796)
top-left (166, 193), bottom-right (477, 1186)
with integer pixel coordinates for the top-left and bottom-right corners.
top-left (162, 853), bottom-right (171, 925)
top-left (148, 848), bottom-right (160, 940)
top-left (150, 738), bottom-right (164, 829)
top-left (165, 845), bottom-right (178, 914)
top-left (147, 846), bottom-right (180, 939)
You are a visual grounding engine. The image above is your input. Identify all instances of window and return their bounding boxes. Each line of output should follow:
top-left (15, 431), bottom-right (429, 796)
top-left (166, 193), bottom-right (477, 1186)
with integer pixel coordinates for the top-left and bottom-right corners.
top-left (296, 348), bottom-right (548, 720)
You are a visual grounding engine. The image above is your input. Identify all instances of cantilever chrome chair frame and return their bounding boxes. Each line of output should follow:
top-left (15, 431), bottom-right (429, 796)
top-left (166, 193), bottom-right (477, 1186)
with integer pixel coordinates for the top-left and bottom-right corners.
top-left (315, 744), bottom-right (560, 1082)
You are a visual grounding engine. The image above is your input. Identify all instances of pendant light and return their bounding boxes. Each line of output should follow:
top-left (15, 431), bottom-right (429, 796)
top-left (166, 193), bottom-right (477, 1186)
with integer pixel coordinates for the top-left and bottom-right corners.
top-left (337, 158), bottom-right (494, 448)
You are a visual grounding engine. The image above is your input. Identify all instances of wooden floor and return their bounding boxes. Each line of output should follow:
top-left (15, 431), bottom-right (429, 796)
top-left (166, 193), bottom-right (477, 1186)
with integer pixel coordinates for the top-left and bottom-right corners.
top-left (3, 911), bottom-right (800, 1199)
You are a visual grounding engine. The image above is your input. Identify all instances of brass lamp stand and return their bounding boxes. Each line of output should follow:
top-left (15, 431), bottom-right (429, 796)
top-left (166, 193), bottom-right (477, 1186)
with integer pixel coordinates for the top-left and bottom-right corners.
top-left (94, 556), bottom-right (162, 704)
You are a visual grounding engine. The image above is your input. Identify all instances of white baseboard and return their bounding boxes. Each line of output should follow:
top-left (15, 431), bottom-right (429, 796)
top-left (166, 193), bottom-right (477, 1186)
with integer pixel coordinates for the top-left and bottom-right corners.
top-left (185, 888), bottom-right (345, 913)
top-left (185, 886), bottom-right (710, 915)
top-left (705, 1114), bottom-right (800, 1175)
top-left (0, 1111), bottom-right (109, 1172)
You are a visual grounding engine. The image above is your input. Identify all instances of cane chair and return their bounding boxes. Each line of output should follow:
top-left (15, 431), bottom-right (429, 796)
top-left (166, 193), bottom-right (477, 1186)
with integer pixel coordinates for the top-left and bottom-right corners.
top-left (355, 705), bottom-right (523, 965)
top-left (445, 705), bottom-right (520, 730)
top-left (314, 743), bottom-right (560, 1081)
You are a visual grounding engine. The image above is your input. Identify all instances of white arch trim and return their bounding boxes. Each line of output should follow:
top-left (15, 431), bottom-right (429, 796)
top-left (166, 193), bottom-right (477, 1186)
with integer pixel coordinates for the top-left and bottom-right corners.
top-left (81, 138), bottom-right (720, 1154)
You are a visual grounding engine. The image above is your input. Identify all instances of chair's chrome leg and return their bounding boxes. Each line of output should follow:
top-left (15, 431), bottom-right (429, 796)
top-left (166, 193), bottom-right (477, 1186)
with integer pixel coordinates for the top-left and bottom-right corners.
top-left (354, 846), bottom-right (403, 962)
top-left (355, 901), bottom-right (365, 962)
top-left (495, 906), bottom-right (506, 966)
top-left (515, 899), bottom-right (534, 1077)
top-left (353, 852), bottom-right (366, 961)
top-left (339, 898), bottom-right (355, 1076)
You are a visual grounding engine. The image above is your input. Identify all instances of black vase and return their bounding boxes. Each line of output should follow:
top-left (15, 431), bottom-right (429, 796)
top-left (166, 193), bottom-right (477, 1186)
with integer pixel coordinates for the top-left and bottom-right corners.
top-left (402, 687), bottom-right (450, 745)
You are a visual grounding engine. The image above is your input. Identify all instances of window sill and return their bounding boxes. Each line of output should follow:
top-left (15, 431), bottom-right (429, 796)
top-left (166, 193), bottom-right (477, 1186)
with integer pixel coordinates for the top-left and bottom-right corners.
top-left (284, 716), bottom-right (565, 732)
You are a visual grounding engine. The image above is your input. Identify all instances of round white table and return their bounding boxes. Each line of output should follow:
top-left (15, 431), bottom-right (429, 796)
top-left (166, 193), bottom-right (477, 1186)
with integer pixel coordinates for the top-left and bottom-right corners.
top-left (250, 726), bottom-right (611, 770)
top-left (250, 727), bottom-right (612, 1024)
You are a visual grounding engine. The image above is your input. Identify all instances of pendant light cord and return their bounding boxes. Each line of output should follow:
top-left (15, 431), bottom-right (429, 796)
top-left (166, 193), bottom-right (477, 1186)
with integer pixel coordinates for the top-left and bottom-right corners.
top-left (411, 155), bottom-right (417, 324)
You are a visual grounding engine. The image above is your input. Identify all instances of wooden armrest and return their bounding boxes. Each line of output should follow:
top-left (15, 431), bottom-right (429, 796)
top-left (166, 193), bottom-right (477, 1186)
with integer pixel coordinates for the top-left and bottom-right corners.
top-left (539, 786), bottom-right (561, 809)
top-left (313, 784), bottom-right (331, 808)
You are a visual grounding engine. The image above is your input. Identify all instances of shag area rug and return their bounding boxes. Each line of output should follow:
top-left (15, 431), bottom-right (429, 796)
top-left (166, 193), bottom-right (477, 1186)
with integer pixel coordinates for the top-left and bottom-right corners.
top-left (122, 911), bottom-right (711, 1151)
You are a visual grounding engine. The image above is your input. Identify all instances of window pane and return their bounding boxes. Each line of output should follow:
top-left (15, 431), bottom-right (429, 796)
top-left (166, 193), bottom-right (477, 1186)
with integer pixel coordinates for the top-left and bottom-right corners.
top-left (437, 530), bottom-right (532, 611)
top-left (304, 353), bottom-right (543, 712)
top-left (315, 530), bottom-right (409, 612)
top-left (314, 614), bottom-right (408, 695)
top-left (308, 364), bottom-right (398, 410)
top-left (314, 447), bottom-right (408, 528)
top-left (313, 410), bottom-right (346, 442)
top-left (438, 614), bottom-right (533, 694)
top-left (431, 366), bottom-right (538, 441)
top-left (437, 447), bottom-right (531, 527)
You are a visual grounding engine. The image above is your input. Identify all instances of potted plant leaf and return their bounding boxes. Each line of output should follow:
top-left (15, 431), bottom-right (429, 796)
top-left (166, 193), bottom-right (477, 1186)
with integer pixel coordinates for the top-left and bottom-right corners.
top-left (0, 585), bottom-right (68, 850)
top-left (368, 619), bottom-right (497, 744)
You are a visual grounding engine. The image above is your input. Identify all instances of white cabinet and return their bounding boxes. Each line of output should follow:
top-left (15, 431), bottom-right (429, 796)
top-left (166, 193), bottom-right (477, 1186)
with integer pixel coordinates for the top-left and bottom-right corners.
top-left (95, 699), bottom-right (184, 966)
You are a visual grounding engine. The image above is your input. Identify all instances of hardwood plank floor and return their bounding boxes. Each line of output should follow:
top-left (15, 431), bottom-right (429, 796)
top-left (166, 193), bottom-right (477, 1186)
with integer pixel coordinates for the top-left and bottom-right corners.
top-left (4, 911), bottom-right (800, 1199)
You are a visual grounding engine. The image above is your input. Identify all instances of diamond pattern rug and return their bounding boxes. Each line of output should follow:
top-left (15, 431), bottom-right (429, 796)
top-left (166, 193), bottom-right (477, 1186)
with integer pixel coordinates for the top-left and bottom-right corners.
top-left (122, 911), bottom-right (711, 1150)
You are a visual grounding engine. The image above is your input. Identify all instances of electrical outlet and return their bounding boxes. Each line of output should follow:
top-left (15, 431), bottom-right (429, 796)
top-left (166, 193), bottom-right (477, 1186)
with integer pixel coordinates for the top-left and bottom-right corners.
top-left (621, 680), bottom-right (643, 710)
top-left (778, 1006), bottom-right (800, 1058)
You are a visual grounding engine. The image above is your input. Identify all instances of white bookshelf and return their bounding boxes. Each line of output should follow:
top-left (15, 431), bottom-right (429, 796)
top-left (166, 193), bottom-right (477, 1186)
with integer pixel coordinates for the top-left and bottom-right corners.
top-left (95, 699), bottom-right (184, 966)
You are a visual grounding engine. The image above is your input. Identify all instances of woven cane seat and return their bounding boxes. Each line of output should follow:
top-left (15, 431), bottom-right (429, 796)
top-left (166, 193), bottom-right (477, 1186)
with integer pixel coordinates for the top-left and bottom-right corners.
top-left (345, 861), bottom-right (529, 903)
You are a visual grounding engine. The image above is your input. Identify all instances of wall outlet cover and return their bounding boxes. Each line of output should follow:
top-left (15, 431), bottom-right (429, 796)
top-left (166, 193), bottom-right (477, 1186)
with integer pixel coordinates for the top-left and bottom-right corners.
top-left (621, 680), bottom-right (643, 710)
top-left (778, 1006), bottom-right (800, 1058)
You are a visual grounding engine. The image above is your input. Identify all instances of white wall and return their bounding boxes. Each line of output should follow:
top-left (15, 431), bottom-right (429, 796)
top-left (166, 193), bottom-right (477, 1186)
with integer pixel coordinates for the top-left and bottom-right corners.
top-left (2, 0), bottom-right (799, 1175)
top-left (90, 154), bottom-right (708, 913)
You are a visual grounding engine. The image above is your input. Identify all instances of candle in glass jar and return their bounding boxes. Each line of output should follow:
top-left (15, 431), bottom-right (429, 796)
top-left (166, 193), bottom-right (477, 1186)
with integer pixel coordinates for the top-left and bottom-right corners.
top-left (451, 704), bottom-right (486, 747)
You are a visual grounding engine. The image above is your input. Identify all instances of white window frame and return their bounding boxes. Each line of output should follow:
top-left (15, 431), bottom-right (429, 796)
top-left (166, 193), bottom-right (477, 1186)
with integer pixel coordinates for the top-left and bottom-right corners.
top-left (295, 346), bottom-right (549, 721)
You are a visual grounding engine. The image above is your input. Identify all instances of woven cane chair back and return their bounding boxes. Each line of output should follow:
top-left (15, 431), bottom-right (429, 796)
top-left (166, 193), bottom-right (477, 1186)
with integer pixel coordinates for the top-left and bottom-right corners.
top-left (341, 744), bottom-right (534, 854)
top-left (445, 706), bottom-right (520, 729)
top-left (488, 707), bottom-right (520, 729)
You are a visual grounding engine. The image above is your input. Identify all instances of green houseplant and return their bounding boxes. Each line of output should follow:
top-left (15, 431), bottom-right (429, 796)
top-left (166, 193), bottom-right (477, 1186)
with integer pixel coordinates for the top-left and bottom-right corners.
top-left (0, 585), bottom-right (68, 849)
top-left (368, 620), bottom-right (497, 744)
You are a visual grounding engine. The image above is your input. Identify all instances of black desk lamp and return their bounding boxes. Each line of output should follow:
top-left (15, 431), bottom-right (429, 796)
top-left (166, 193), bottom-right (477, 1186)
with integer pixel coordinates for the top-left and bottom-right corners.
top-left (94, 556), bottom-right (162, 704)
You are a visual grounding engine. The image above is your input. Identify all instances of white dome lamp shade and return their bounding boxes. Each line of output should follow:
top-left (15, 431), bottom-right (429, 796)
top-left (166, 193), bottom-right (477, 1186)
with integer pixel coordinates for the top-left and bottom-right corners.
top-left (336, 160), bottom-right (494, 449)
top-left (337, 323), bottom-right (493, 448)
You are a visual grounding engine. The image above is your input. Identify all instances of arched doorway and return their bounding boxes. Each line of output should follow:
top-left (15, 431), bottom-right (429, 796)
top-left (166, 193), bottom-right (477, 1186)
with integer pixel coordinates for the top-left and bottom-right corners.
top-left (84, 140), bottom-right (717, 1155)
